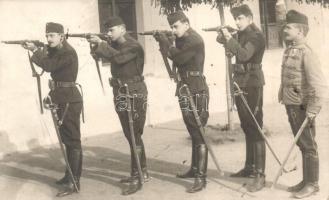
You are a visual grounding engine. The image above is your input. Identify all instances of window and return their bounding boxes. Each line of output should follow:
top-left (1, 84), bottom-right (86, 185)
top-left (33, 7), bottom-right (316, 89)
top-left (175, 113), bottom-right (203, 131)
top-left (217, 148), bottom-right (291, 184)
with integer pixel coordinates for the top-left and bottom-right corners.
top-left (98, 0), bottom-right (137, 39)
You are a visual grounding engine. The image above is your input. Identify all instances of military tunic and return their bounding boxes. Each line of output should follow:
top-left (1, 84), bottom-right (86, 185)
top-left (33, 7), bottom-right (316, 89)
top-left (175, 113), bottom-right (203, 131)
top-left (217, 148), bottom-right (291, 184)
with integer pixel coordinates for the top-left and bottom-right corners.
top-left (279, 39), bottom-right (326, 155)
top-left (225, 23), bottom-right (265, 141)
top-left (168, 28), bottom-right (209, 145)
top-left (94, 33), bottom-right (147, 147)
top-left (32, 40), bottom-right (83, 149)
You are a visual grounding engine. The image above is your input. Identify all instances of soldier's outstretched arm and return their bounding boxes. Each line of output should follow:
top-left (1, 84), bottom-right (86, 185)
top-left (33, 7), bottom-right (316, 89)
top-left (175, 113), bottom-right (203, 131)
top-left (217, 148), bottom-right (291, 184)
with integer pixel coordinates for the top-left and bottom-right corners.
top-left (31, 48), bottom-right (75, 72)
top-left (167, 35), bottom-right (202, 66)
top-left (93, 41), bottom-right (140, 65)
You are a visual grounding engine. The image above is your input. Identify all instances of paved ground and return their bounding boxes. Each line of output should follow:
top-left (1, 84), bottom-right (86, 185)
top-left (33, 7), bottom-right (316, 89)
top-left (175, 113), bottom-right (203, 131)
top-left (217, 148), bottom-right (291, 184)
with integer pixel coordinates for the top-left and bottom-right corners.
top-left (0, 102), bottom-right (328, 200)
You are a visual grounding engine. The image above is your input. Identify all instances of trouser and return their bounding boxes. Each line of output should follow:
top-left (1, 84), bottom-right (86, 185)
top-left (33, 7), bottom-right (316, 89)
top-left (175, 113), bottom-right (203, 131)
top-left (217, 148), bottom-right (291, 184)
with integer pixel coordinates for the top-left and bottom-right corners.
top-left (178, 89), bottom-right (209, 145)
top-left (57, 102), bottom-right (83, 182)
top-left (235, 86), bottom-right (265, 174)
top-left (113, 82), bottom-right (148, 176)
top-left (178, 87), bottom-right (209, 178)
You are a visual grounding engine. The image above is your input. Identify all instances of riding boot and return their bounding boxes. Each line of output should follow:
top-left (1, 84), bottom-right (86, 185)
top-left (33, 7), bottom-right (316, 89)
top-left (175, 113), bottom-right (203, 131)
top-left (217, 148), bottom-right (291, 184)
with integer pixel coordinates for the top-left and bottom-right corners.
top-left (288, 152), bottom-right (306, 192)
top-left (122, 146), bottom-right (143, 195)
top-left (231, 137), bottom-right (255, 178)
top-left (247, 141), bottom-right (266, 192)
top-left (56, 148), bottom-right (82, 197)
top-left (56, 146), bottom-right (70, 185)
top-left (187, 144), bottom-right (208, 193)
top-left (294, 153), bottom-right (319, 199)
top-left (177, 140), bottom-right (197, 178)
top-left (120, 142), bottom-right (150, 183)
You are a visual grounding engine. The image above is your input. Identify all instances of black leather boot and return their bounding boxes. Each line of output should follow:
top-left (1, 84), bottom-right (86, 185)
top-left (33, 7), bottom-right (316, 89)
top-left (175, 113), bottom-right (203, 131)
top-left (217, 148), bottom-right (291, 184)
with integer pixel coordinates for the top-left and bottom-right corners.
top-left (231, 138), bottom-right (255, 178)
top-left (56, 148), bottom-right (82, 197)
top-left (177, 140), bottom-right (197, 178)
top-left (56, 170), bottom-right (69, 185)
top-left (247, 141), bottom-right (266, 192)
top-left (122, 146), bottom-right (143, 195)
top-left (120, 143), bottom-right (150, 183)
top-left (187, 144), bottom-right (208, 193)
top-left (288, 153), bottom-right (306, 192)
top-left (294, 153), bottom-right (319, 199)
top-left (56, 147), bottom-right (70, 185)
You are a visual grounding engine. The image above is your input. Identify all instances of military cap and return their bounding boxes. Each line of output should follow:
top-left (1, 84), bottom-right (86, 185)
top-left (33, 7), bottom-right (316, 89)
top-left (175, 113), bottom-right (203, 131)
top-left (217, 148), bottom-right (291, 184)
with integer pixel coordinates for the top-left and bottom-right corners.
top-left (46, 22), bottom-right (64, 33)
top-left (167, 11), bottom-right (188, 25)
top-left (104, 17), bottom-right (125, 28)
top-left (231, 4), bottom-right (253, 18)
top-left (286, 10), bottom-right (308, 25)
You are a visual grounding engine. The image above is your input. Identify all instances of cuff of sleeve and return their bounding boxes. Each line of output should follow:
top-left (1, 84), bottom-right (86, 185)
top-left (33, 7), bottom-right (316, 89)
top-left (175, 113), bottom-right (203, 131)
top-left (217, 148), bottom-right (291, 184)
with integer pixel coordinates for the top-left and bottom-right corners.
top-left (225, 38), bottom-right (239, 53)
top-left (95, 41), bottom-right (118, 56)
top-left (306, 105), bottom-right (321, 115)
top-left (30, 49), bottom-right (43, 63)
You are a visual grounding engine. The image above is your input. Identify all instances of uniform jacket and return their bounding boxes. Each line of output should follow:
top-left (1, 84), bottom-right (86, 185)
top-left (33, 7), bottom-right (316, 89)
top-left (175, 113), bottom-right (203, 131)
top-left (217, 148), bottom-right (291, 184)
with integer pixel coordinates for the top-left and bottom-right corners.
top-left (31, 40), bottom-right (82, 103)
top-left (168, 28), bottom-right (208, 94)
top-left (94, 33), bottom-right (147, 94)
top-left (279, 39), bottom-right (326, 114)
top-left (225, 23), bottom-right (266, 87)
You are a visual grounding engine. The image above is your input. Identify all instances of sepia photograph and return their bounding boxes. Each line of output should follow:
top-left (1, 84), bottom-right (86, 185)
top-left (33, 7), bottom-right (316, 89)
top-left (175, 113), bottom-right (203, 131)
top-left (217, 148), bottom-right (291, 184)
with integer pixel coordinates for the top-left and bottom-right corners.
top-left (0, 0), bottom-right (328, 199)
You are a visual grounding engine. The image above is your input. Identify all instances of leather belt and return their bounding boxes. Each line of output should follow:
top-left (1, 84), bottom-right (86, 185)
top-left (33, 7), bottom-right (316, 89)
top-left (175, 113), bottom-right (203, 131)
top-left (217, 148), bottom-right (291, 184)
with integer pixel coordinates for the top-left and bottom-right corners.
top-left (48, 80), bottom-right (77, 90)
top-left (233, 63), bottom-right (262, 74)
top-left (180, 71), bottom-right (203, 78)
top-left (109, 76), bottom-right (144, 87)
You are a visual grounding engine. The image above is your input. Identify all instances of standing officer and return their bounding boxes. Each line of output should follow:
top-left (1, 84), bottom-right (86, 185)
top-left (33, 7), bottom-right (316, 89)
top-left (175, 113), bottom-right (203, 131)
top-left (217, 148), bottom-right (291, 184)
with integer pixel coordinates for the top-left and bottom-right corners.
top-left (87, 17), bottom-right (149, 195)
top-left (155, 11), bottom-right (209, 193)
top-left (22, 22), bottom-right (83, 197)
top-left (279, 10), bottom-right (326, 199)
top-left (216, 4), bottom-right (266, 192)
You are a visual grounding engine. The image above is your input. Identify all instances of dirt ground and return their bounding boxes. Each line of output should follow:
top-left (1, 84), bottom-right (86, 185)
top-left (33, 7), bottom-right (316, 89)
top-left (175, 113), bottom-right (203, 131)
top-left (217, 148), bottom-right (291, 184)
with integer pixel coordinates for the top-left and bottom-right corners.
top-left (0, 102), bottom-right (328, 200)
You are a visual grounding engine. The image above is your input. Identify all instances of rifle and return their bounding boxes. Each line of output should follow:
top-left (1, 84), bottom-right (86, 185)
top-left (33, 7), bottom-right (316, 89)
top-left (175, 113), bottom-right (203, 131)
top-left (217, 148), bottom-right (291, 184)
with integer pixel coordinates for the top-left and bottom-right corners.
top-left (66, 31), bottom-right (134, 40)
top-left (139, 30), bottom-right (176, 81)
top-left (66, 33), bottom-right (110, 41)
top-left (202, 25), bottom-right (238, 34)
top-left (2, 40), bottom-right (45, 114)
top-left (65, 33), bottom-right (108, 94)
top-left (138, 30), bottom-right (173, 36)
top-left (203, 25), bottom-right (236, 131)
top-left (1, 40), bottom-right (45, 47)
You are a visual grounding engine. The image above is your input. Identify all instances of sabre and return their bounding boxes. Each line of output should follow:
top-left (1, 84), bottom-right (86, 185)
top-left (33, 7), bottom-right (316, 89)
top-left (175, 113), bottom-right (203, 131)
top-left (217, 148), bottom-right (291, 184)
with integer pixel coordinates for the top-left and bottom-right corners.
top-left (233, 82), bottom-right (294, 173)
top-left (123, 84), bottom-right (144, 184)
top-left (180, 85), bottom-right (224, 176)
top-left (271, 118), bottom-right (310, 189)
top-left (43, 97), bottom-right (79, 192)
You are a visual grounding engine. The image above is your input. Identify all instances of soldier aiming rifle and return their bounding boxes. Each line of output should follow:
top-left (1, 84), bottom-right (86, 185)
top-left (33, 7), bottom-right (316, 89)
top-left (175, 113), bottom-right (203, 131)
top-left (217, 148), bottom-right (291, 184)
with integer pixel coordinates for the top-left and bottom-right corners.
top-left (19, 22), bottom-right (84, 197)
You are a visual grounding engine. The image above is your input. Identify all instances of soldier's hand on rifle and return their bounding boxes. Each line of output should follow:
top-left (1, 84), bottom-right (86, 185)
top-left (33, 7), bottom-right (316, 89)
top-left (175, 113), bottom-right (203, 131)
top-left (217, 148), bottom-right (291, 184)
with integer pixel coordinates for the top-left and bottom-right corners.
top-left (306, 112), bottom-right (316, 121)
top-left (221, 28), bottom-right (232, 41)
top-left (22, 42), bottom-right (37, 52)
top-left (87, 35), bottom-right (102, 45)
top-left (153, 31), bottom-right (171, 52)
top-left (216, 31), bottom-right (226, 44)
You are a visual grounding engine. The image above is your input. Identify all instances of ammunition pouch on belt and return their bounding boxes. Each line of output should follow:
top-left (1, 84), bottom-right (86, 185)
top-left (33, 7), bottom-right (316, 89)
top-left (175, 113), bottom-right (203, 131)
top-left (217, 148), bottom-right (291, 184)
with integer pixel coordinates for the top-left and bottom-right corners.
top-left (48, 80), bottom-right (78, 90)
top-left (232, 63), bottom-right (262, 74)
top-left (109, 76), bottom-right (144, 87)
